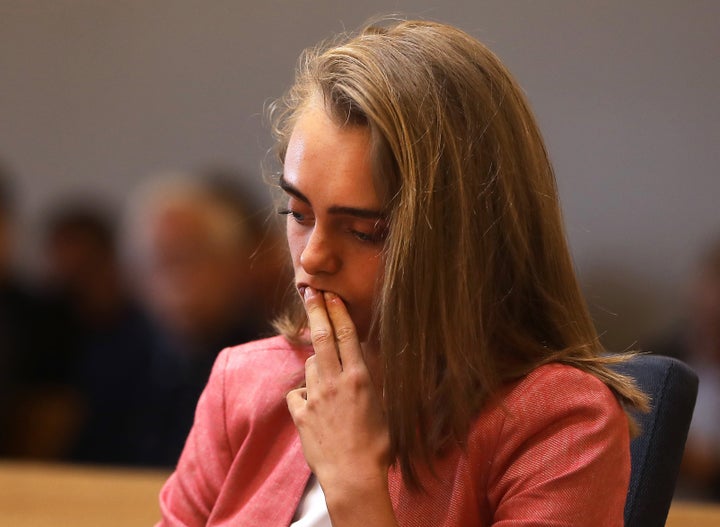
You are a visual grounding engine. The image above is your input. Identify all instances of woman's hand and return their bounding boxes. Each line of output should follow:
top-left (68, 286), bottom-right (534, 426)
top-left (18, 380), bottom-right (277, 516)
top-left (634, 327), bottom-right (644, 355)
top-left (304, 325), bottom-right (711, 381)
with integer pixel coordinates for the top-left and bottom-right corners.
top-left (286, 287), bottom-right (396, 526)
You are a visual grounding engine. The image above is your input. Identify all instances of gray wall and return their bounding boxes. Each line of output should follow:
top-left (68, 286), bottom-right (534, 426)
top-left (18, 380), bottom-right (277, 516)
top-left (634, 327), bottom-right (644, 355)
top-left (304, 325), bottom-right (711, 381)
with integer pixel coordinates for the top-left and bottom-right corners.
top-left (1, 1), bottom-right (718, 350)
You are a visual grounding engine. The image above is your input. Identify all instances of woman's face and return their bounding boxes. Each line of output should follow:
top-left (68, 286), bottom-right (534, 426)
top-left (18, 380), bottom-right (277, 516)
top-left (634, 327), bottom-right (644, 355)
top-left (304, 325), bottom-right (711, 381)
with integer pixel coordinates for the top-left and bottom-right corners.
top-left (282, 103), bottom-right (386, 342)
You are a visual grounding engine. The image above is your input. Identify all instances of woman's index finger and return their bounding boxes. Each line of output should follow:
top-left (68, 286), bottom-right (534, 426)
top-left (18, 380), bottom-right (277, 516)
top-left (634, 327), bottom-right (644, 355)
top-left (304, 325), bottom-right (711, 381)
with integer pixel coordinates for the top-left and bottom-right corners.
top-left (323, 291), bottom-right (364, 369)
top-left (303, 287), bottom-right (342, 374)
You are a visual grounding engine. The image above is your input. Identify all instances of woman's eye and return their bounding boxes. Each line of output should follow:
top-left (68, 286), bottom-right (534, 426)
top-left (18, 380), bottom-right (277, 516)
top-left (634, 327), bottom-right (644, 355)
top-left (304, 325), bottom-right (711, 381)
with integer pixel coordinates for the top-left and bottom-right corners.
top-left (278, 209), bottom-right (307, 223)
top-left (349, 224), bottom-right (386, 244)
top-left (351, 230), bottom-right (374, 242)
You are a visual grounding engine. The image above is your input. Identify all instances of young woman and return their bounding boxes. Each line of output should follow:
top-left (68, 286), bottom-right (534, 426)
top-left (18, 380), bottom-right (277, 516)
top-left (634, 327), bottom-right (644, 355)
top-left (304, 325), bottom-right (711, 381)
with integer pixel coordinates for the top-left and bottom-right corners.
top-left (157, 19), bottom-right (647, 526)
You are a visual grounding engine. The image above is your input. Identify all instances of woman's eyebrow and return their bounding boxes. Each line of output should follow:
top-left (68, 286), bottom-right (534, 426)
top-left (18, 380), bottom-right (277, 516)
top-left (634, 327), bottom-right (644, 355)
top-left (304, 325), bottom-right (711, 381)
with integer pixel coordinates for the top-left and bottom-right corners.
top-left (327, 205), bottom-right (384, 220)
top-left (279, 175), bottom-right (310, 205)
top-left (279, 175), bottom-right (385, 220)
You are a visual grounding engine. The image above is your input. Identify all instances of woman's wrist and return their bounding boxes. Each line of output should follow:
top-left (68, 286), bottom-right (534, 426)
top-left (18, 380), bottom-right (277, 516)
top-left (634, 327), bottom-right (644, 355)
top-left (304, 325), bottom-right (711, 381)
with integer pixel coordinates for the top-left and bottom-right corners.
top-left (320, 468), bottom-right (396, 526)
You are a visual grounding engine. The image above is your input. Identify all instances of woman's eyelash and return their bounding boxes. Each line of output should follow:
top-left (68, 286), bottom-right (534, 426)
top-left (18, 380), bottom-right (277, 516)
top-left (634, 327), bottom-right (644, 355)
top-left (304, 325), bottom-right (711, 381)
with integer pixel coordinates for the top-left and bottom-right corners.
top-left (279, 208), bottom-right (385, 244)
top-left (350, 230), bottom-right (376, 243)
top-left (278, 208), bottom-right (304, 221)
top-left (350, 226), bottom-right (387, 244)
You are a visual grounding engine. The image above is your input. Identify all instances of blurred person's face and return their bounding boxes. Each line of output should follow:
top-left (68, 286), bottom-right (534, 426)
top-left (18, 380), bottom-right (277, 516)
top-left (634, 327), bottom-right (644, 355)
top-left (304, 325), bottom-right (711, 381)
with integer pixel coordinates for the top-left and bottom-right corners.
top-left (46, 230), bottom-right (106, 291)
top-left (43, 223), bottom-right (123, 320)
top-left (143, 203), bottom-right (251, 341)
top-left (282, 104), bottom-right (386, 343)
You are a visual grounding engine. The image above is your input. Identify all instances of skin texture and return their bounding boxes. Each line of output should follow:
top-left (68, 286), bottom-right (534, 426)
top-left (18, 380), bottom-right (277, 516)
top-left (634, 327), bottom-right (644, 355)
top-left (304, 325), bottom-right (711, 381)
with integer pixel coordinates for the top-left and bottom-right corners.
top-left (283, 103), bottom-right (399, 526)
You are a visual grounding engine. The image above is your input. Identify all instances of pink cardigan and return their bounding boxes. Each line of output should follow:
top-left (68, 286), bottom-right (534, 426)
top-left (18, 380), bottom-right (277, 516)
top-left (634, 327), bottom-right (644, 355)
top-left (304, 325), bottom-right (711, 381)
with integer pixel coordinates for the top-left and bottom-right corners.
top-left (157, 336), bottom-right (630, 526)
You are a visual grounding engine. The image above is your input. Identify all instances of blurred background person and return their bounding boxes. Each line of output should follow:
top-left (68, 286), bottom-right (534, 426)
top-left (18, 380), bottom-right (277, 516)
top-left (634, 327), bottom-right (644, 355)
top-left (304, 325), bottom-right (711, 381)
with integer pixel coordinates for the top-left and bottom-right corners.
top-left (122, 171), bottom-right (287, 465)
top-left (652, 239), bottom-right (720, 501)
top-left (0, 165), bottom-right (86, 460)
top-left (38, 201), bottom-right (158, 465)
top-left (0, 162), bottom-right (23, 402)
top-left (0, 161), bottom-right (37, 456)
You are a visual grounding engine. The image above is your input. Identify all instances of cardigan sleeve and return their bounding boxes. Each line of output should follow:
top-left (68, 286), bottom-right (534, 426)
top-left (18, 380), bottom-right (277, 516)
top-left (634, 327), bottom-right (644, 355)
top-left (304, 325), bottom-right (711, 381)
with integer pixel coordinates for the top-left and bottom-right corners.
top-left (156, 348), bottom-right (234, 527)
top-left (486, 365), bottom-right (631, 527)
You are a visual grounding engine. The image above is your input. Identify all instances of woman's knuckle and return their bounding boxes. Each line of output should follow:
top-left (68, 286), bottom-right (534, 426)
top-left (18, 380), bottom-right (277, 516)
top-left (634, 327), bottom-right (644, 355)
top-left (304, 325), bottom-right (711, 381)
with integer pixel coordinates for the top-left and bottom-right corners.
top-left (346, 367), bottom-right (369, 388)
top-left (311, 328), bottom-right (332, 345)
top-left (334, 325), bottom-right (356, 343)
top-left (323, 382), bottom-right (338, 397)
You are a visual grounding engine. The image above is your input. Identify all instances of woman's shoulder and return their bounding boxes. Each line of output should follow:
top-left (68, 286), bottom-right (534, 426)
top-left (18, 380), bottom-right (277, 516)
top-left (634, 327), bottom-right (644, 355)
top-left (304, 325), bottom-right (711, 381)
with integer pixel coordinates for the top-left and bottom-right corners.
top-left (470, 362), bottom-right (628, 448)
top-left (475, 362), bottom-right (631, 523)
top-left (510, 361), bottom-right (617, 400)
top-left (210, 335), bottom-right (312, 401)
top-left (222, 334), bottom-right (310, 370)
top-left (501, 362), bottom-right (625, 425)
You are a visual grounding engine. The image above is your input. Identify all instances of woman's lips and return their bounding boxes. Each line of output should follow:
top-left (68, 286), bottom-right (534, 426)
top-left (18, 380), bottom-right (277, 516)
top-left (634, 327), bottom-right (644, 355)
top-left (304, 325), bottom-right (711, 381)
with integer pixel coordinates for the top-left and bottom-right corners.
top-left (296, 285), bottom-right (346, 305)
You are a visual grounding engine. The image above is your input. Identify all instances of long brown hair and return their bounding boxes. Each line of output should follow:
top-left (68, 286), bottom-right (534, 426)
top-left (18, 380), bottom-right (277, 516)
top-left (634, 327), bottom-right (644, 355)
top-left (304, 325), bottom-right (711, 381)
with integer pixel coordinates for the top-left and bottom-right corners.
top-left (270, 19), bottom-right (647, 488)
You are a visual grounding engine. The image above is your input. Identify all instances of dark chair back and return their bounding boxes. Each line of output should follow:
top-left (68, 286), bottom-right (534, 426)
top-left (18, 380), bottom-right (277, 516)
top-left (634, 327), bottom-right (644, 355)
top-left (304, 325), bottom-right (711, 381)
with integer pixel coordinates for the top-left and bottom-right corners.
top-left (613, 354), bottom-right (698, 527)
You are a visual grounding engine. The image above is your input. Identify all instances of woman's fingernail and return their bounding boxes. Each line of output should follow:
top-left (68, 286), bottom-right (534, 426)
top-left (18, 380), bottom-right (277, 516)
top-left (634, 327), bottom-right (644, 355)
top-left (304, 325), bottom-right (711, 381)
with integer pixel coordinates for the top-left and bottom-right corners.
top-left (303, 287), bottom-right (313, 301)
top-left (324, 291), bottom-right (337, 301)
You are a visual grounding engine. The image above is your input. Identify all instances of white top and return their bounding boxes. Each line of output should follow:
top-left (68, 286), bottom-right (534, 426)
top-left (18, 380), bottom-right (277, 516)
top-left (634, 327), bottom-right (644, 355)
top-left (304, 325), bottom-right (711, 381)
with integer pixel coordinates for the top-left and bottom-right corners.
top-left (291, 474), bottom-right (332, 527)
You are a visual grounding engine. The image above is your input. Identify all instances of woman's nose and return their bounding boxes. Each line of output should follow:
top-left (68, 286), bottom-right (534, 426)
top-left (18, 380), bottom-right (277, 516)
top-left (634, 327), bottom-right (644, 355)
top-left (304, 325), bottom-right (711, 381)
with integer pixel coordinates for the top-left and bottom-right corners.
top-left (299, 228), bottom-right (341, 276)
